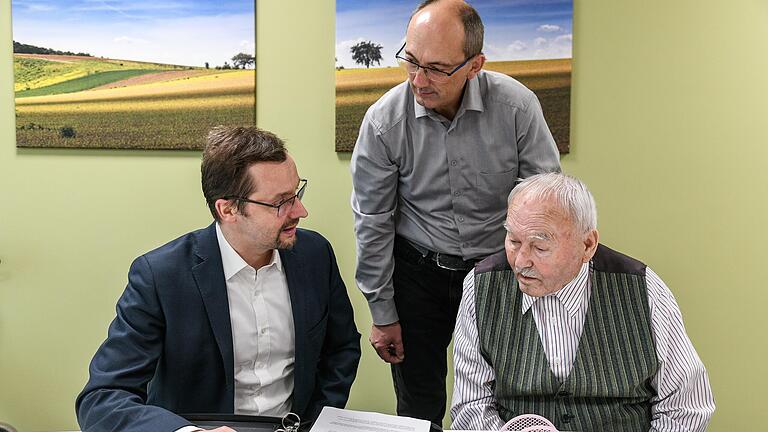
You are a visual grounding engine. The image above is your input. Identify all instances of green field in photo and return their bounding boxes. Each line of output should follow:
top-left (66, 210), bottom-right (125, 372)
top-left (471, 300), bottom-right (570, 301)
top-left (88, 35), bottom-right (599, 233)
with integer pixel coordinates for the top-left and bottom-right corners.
top-left (16, 69), bottom-right (159, 98)
top-left (14, 54), bottom-right (189, 92)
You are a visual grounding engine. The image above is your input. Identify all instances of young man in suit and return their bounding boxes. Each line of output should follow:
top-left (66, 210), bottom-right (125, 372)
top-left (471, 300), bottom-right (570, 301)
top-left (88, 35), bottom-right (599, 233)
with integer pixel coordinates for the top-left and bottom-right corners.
top-left (77, 126), bottom-right (361, 432)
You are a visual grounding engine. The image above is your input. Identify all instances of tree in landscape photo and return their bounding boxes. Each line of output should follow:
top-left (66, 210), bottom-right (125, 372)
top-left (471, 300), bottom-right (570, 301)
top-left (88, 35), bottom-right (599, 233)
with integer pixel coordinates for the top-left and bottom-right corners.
top-left (231, 52), bottom-right (255, 69)
top-left (350, 41), bottom-right (383, 68)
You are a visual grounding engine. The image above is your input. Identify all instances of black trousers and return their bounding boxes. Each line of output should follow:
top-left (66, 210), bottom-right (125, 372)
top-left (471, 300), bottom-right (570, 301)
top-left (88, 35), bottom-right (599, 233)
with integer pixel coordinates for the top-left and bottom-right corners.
top-left (391, 238), bottom-right (471, 425)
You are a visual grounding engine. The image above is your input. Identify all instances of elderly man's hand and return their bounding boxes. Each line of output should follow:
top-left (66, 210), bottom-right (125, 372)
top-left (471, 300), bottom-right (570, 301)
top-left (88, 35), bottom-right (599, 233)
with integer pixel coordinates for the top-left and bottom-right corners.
top-left (206, 427), bottom-right (237, 431)
top-left (369, 322), bottom-right (405, 364)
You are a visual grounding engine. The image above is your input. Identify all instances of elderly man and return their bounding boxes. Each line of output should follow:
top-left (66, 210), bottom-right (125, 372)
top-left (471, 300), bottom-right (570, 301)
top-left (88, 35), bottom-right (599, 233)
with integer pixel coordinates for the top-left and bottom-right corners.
top-left (77, 127), bottom-right (361, 432)
top-left (351, 0), bottom-right (560, 423)
top-left (451, 173), bottom-right (714, 431)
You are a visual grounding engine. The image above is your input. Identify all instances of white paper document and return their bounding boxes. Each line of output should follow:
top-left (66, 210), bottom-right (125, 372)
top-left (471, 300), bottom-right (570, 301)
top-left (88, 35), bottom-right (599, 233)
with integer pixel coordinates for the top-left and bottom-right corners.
top-left (310, 406), bottom-right (431, 432)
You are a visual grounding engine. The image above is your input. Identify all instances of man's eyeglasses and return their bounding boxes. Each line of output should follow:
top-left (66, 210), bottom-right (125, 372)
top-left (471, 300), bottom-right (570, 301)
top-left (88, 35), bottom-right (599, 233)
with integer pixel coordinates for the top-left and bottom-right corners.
top-left (224, 179), bottom-right (307, 217)
top-left (395, 42), bottom-right (474, 83)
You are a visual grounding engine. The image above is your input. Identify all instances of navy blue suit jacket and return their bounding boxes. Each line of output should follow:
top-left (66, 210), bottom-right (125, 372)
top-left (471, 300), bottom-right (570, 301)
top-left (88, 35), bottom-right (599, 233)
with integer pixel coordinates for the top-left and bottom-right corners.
top-left (76, 224), bottom-right (361, 432)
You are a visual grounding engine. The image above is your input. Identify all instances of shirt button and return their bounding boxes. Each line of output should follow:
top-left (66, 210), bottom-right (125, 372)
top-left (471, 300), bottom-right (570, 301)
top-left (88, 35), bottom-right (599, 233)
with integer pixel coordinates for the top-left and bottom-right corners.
top-left (260, 328), bottom-right (267, 334)
top-left (454, 191), bottom-right (461, 196)
top-left (450, 160), bottom-right (457, 166)
top-left (552, 357), bottom-right (561, 365)
top-left (458, 216), bottom-right (465, 222)
top-left (461, 243), bottom-right (468, 248)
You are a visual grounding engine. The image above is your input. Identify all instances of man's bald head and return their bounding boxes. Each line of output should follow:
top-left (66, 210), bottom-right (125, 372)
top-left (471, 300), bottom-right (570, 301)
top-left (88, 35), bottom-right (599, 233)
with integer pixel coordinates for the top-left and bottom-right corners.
top-left (410, 0), bottom-right (484, 58)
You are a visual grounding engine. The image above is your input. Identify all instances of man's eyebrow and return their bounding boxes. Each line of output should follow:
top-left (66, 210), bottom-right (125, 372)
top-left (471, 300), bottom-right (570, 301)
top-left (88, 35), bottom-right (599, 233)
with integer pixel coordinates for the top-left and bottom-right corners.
top-left (530, 232), bottom-right (552, 241)
top-left (275, 187), bottom-right (299, 201)
top-left (258, 185), bottom-right (297, 203)
top-left (404, 49), bottom-right (451, 68)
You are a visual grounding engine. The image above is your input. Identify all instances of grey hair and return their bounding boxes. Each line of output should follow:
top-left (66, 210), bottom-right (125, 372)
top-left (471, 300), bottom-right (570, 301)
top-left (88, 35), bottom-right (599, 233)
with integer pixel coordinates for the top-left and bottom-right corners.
top-left (507, 173), bottom-right (598, 233)
top-left (413, 0), bottom-right (484, 58)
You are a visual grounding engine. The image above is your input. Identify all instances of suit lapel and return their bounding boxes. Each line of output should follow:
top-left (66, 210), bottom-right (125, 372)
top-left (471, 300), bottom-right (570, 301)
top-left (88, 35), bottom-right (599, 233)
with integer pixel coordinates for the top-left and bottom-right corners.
top-left (280, 246), bottom-right (309, 412)
top-left (191, 223), bottom-right (235, 395)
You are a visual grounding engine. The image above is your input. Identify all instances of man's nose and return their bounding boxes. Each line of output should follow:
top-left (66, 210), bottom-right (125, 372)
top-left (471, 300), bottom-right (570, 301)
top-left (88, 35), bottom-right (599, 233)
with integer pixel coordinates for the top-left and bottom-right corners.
top-left (290, 197), bottom-right (308, 219)
top-left (411, 67), bottom-right (430, 87)
top-left (514, 246), bottom-right (532, 270)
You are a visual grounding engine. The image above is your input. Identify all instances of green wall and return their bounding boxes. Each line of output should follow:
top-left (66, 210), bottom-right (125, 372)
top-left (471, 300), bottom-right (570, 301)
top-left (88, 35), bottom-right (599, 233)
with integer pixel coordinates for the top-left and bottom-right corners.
top-left (1, 0), bottom-right (766, 430)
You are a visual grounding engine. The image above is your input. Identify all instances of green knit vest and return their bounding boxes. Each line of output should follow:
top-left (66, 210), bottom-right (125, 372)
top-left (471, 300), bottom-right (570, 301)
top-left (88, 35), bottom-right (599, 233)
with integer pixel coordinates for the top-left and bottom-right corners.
top-left (474, 244), bottom-right (658, 431)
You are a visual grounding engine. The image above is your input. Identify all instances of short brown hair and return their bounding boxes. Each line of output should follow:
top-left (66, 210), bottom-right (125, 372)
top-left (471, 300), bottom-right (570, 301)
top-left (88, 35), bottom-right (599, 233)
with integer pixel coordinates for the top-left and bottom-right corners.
top-left (201, 126), bottom-right (287, 221)
top-left (413, 0), bottom-right (484, 58)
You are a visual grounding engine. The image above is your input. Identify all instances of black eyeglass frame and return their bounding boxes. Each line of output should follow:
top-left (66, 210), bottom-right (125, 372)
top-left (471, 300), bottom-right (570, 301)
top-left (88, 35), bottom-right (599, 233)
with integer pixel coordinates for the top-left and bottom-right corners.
top-left (224, 179), bottom-right (307, 217)
top-left (395, 42), bottom-right (475, 81)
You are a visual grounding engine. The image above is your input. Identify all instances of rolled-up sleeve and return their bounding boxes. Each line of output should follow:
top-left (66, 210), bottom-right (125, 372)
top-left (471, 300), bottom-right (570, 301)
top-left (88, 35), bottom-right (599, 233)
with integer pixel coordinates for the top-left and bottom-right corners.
top-left (350, 112), bottom-right (400, 325)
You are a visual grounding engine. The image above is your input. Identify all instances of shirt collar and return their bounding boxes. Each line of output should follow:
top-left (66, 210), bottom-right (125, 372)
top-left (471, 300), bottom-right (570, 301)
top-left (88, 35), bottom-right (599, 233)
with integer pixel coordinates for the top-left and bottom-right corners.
top-left (215, 223), bottom-right (283, 280)
top-left (521, 262), bottom-right (590, 317)
top-left (413, 74), bottom-right (485, 120)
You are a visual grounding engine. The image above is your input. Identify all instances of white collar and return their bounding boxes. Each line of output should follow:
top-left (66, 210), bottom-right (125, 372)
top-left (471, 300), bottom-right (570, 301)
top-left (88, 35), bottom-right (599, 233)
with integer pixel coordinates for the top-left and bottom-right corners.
top-left (521, 262), bottom-right (590, 317)
top-left (215, 223), bottom-right (283, 280)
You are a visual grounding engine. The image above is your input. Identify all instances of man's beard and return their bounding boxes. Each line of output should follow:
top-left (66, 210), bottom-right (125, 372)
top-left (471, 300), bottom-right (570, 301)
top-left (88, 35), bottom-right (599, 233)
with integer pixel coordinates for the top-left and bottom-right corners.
top-left (274, 218), bottom-right (300, 250)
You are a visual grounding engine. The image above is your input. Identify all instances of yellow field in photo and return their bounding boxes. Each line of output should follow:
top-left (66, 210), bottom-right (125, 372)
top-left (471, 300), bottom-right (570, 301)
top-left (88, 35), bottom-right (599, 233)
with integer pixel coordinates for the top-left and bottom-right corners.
top-left (335, 59), bottom-right (571, 152)
top-left (15, 70), bottom-right (256, 150)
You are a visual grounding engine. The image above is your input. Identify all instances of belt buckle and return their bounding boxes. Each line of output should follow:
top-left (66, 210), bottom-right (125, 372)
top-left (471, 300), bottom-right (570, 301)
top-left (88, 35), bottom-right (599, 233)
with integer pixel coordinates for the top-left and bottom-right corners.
top-left (434, 252), bottom-right (468, 271)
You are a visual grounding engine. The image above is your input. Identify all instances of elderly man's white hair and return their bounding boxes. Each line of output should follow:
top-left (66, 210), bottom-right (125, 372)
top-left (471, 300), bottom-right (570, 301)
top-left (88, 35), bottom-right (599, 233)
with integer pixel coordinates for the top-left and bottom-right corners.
top-left (507, 172), bottom-right (598, 233)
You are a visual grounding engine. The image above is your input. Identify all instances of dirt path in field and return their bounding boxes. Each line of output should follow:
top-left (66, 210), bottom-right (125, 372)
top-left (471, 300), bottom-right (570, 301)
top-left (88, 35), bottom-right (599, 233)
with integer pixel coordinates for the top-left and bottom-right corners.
top-left (91, 70), bottom-right (209, 90)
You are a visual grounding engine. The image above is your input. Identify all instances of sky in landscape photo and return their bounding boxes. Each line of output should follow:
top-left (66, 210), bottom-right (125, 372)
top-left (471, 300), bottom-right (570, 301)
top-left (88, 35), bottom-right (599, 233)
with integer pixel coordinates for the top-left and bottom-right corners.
top-left (336, 0), bottom-right (572, 69)
top-left (11, 0), bottom-right (255, 68)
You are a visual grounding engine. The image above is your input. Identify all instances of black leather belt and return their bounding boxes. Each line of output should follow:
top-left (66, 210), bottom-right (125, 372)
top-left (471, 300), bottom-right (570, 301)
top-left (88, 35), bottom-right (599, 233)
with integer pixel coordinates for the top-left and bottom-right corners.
top-left (394, 236), bottom-right (479, 272)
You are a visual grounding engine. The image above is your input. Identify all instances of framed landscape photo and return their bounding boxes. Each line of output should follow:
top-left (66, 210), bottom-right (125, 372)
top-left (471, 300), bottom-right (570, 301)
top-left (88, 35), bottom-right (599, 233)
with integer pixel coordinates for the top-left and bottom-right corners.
top-left (335, 0), bottom-right (572, 154)
top-left (12, 0), bottom-right (256, 150)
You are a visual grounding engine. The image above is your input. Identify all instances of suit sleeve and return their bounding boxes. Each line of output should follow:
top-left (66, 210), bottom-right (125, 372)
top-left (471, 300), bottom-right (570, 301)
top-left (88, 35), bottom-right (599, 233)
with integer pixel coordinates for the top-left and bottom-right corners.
top-left (76, 255), bottom-right (192, 432)
top-left (305, 240), bottom-right (362, 421)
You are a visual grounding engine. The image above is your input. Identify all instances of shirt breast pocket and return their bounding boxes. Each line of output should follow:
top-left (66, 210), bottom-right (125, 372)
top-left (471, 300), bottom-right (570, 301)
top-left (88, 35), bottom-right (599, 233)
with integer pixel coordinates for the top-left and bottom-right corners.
top-left (475, 169), bottom-right (517, 214)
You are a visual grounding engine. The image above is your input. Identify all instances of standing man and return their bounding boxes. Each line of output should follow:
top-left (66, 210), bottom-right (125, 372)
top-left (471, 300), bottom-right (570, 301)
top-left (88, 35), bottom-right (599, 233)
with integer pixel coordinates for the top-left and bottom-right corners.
top-left (350, 0), bottom-right (560, 424)
top-left (77, 126), bottom-right (361, 432)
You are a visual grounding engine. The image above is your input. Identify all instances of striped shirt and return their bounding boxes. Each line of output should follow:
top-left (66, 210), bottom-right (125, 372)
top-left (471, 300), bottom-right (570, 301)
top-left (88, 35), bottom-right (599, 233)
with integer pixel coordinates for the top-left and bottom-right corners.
top-left (451, 262), bottom-right (715, 431)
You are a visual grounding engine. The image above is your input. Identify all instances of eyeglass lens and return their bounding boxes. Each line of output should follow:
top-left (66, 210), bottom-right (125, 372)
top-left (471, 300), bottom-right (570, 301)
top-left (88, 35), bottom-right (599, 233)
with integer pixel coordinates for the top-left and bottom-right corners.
top-left (399, 61), bottom-right (450, 83)
top-left (277, 181), bottom-right (307, 217)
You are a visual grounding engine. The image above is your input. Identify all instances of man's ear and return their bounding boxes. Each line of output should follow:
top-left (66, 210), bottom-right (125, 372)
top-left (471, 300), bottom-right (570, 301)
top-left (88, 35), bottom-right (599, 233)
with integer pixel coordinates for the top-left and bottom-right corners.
top-left (466, 53), bottom-right (485, 80)
top-left (215, 198), bottom-right (239, 223)
top-left (582, 229), bottom-right (600, 263)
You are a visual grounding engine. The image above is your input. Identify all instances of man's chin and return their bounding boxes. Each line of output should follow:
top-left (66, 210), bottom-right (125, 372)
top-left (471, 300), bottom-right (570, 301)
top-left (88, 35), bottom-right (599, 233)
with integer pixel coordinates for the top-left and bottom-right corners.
top-left (518, 280), bottom-right (545, 297)
top-left (277, 232), bottom-right (298, 250)
top-left (415, 94), bottom-right (438, 108)
top-left (411, 86), bottom-right (438, 105)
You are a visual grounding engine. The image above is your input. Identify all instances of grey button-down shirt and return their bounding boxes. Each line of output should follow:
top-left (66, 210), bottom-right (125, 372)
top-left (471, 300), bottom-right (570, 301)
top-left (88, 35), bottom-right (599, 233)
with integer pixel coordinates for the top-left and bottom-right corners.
top-left (351, 70), bottom-right (561, 324)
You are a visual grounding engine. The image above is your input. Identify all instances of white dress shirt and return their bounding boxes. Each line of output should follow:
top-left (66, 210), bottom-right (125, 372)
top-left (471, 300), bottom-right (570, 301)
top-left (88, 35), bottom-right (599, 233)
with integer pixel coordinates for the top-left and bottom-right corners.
top-left (216, 223), bottom-right (295, 416)
top-left (451, 262), bottom-right (716, 431)
top-left (177, 225), bottom-right (297, 432)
